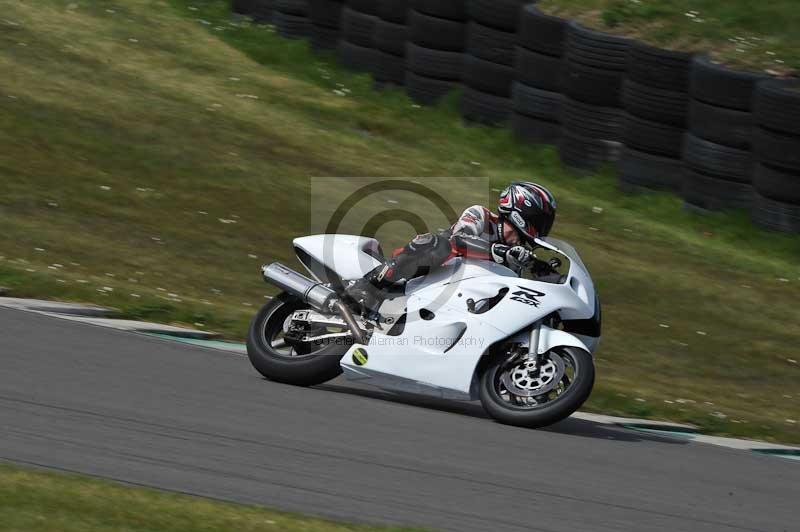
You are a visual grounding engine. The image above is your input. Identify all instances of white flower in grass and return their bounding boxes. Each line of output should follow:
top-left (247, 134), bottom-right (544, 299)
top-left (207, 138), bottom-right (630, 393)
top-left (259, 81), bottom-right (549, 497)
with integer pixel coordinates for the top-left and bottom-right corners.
top-left (786, 420), bottom-right (797, 424)
top-left (156, 287), bottom-right (166, 292)
top-left (198, 211), bottom-right (208, 215)
top-left (787, 359), bottom-right (797, 364)
top-left (248, 254), bottom-right (258, 259)
top-left (102, 287), bottom-right (114, 292)
top-left (711, 412), bottom-right (727, 419)
top-left (57, 279), bottom-right (66, 283)
top-left (635, 398), bottom-right (646, 402)
top-left (128, 38), bottom-right (138, 43)
top-left (47, 201), bottom-right (59, 207)
top-left (589, 227), bottom-right (599, 231)
top-left (228, 77), bottom-right (240, 81)
top-left (167, 293), bottom-right (179, 298)
top-left (77, 280), bottom-right (88, 284)
top-left (130, 293), bottom-right (141, 298)
top-left (386, 199), bottom-right (398, 204)
top-left (25, 268), bottom-right (35, 272)
top-left (105, 273), bottom-right (115, 277)
top-left (34, 248), bottom-right (45, 252)
top-left (778, 278), bottom-right (789, 282)
top-left (659, 323), bottom-right (670, 328)
top-left (194, 322), bottom-right (205, 327)
top-left (48, 266), bottom-right (57, 270)
top-left (663, 400), bottom-right (674, 404)
top-left (592, 206), bottom-right (603, 214)
top-left (99, 185), bottom-right (111, 191)
top-left (696, 330), bottom-right (707, 336)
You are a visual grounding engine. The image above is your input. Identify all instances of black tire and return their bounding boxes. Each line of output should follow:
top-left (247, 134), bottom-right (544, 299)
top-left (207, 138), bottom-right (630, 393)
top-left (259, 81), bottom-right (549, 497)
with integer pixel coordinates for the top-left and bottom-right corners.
top-left (559, 129), bottom-right (622, 171)
top-left (408, 9), bottom-right (466, 52)
top-left (565, 22), bottom-right (632, 71)
top-left (410, 0), bottom-right (467, 21)
top-left (752, 194), bottom-right (800, 233)
top-left (252, 0), bottom-right (275, 22)
top-left (460, 87), bottom-right (512, 125)
top-left (511, 113), bottom-right (561, 145)
top-left (563, 59), bottom-right (625, 107)
top-left (311, 24), bottom-right (340, 51)
top-left (379, 0), bottom-right (410, 24)
top-left (517, 4), bottom-right (567, 57)
top-left (346, 0), bottom-right (377, 15)
top-left (682, 170), bottom-right (754, 211)
top-left (562, 98), bottom-right (624, 141)
top-left (406, 71), bottom-right (459, 104)
top-left (479, 347), bottom-right (595, 428)
top-left (463, 54), bottom-right (514, 97)
top-left (690, 55), bottom-right (768, 111)
top-left (373, 51), bottom-right (405, 84)
top-left (309, 0), bottom-right (342, 28)
top-left (274, 11), bottom-right (311, 38)
top-left (754, 78), bottom-right (800, 136)
top-left (406, 42), bottom-right (463, 80)
top-left (232, 0), bottom-right (258, 15)
top-left (622, 113), bottom-right (684, 157)
top-left (511, 83), bottom-right (562, 121)
top-left (514, 47), bottom-right (563, 92)
top-left (627, 41), bottom-right (693, 92)
top-left (467, 0), bottom-right (526, 31)
top-left (753, 127), bottom-right (800, 172)
top-left (682, 133), bottom-right (753, 183)
top-left (753, 163), bottom-right (800, 204)
top-left (688, 99), bottom-right (753, 150)
top-left (275, 0), bottom-right (308, 15)
top-left (617, 147), bottom-right (683, 192)
top-left (337, 39), bottom-right (377, 73)
top-left (246, 293), bottom-right (346, 386)
top-left (374, 19), bottom-right (408, 56)
top-left (341, 7), bottom-right (377, 47)
top-left (466, 22), bottom-right (515, 66)
top-left (623, 80), bottom-right (689, 127)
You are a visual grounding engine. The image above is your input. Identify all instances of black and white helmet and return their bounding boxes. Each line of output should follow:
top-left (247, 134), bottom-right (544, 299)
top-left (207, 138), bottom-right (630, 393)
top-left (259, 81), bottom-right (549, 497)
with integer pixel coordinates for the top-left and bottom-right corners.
top-left (497, 182), bottom-right (557, 242)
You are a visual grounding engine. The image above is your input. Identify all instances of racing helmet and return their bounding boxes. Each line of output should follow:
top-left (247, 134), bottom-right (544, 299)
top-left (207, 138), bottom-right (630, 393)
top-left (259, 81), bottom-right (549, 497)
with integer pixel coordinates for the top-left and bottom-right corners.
top-left (497, 182), bottom-right (557, 242)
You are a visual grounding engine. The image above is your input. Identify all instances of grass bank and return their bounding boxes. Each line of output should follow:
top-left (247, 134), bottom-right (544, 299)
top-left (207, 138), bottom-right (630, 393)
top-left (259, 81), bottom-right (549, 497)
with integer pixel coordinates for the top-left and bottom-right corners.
top-left (0, 0), bottom-right (799, 443)
top-left (0, 463), bottom-right (423, 532)
top-left (538, 0), bottom-right (800, 73)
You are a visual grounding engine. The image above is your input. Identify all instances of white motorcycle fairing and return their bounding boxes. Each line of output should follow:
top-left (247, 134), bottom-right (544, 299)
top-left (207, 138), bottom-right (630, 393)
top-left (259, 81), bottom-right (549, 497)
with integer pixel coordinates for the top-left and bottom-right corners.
top-left (294, 235), bottom-right (599, 401)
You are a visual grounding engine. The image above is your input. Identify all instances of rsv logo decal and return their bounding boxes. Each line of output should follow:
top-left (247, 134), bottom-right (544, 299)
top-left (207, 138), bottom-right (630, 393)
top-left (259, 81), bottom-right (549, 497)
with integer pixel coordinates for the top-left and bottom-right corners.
top-left (510, 286), bottom-right (546, 307)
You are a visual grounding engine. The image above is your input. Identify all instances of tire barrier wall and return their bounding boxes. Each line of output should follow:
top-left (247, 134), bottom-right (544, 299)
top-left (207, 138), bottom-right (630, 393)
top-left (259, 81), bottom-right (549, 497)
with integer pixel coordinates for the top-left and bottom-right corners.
top-left (231, 0), bottom-right (800, 233)
top-left (310, 0), bottom-right (344, 51)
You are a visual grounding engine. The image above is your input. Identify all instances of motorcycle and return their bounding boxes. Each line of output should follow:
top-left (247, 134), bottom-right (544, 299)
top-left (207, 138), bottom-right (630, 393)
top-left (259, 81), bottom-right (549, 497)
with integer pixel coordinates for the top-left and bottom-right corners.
top-left (247, 234), bottom-right (601, 428)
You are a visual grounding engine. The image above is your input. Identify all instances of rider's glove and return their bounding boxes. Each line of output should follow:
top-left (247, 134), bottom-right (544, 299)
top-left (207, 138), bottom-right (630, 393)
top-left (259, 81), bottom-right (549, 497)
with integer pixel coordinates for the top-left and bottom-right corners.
top-left (491, 244), bottom-right (533, 270)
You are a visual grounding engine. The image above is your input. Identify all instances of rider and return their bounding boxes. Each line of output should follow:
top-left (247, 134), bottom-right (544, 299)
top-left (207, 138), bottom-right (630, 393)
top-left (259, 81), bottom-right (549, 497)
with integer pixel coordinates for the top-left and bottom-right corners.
top-left (347, 182), bottom-right (557, 302)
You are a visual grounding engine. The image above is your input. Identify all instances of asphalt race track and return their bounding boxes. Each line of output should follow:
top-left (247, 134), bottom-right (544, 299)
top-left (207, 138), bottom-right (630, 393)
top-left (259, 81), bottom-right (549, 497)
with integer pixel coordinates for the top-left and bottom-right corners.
top-left (1, 307), bottom-right (797, 532)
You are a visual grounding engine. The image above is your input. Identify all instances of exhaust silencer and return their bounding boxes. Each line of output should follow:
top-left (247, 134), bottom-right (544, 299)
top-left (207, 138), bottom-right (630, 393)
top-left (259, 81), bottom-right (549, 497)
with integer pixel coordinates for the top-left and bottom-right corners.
top-left (262, 262), bottom-right (367, 345)
top-left (262, 262), bottom-right (337, 311)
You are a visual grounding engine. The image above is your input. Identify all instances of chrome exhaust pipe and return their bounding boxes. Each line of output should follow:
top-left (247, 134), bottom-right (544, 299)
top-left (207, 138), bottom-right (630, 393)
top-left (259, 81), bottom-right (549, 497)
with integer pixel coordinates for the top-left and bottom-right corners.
top-left (261, 262), bottom-right (367, 344)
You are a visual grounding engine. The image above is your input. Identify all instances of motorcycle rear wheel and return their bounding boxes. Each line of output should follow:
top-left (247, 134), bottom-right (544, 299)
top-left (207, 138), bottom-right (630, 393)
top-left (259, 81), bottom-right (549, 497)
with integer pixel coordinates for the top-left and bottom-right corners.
top-left (479, 346), bottom-right (594, 428)
top-left (247, 292), bottom-right (347, 386)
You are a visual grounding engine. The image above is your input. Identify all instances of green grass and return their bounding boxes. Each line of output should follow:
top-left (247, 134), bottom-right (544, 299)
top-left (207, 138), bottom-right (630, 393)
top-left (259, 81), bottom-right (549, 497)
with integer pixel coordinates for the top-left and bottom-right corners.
top-left (538, 0), bottom-right (800, 72)
top-left (0, 463), bottom-right (424, 532)
top-left (1, 0), bottom-right (799, 444)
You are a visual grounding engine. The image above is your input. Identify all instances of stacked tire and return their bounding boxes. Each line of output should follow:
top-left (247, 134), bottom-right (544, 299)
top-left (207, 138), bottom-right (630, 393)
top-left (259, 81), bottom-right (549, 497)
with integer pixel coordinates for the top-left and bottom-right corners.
top-left (274, 0), bottom-right (310, 38)
top-left (232, 0), bottom-right (274, 22)
top-left (681, 56), bottom-right (766, 211)
top-left (461, 0), bottom-right (526, 125)
top-left (559, 22), bottom-right (633, 171)
top-left (511, 5), bottom-right (568, 145)
top-left (310, 0), bottom-right (343, 51)
top-left (373, 0), bottom-right (410, 87)
top-left (752, 79), bottom-right (800, 232)
top-left (405, 0), bottom-right (467, 105)
top-left (617, 43), bottom-right (692, 192)
top-left (337, 0), bottom-right (379, 74)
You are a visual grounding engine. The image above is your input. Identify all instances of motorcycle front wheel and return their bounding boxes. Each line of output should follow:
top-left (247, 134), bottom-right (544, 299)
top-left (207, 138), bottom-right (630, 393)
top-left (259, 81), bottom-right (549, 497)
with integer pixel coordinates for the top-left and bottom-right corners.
top-left (479, 347), bottom-right (595, 428)
top-left (246, 292), bottom-right (347, 386)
